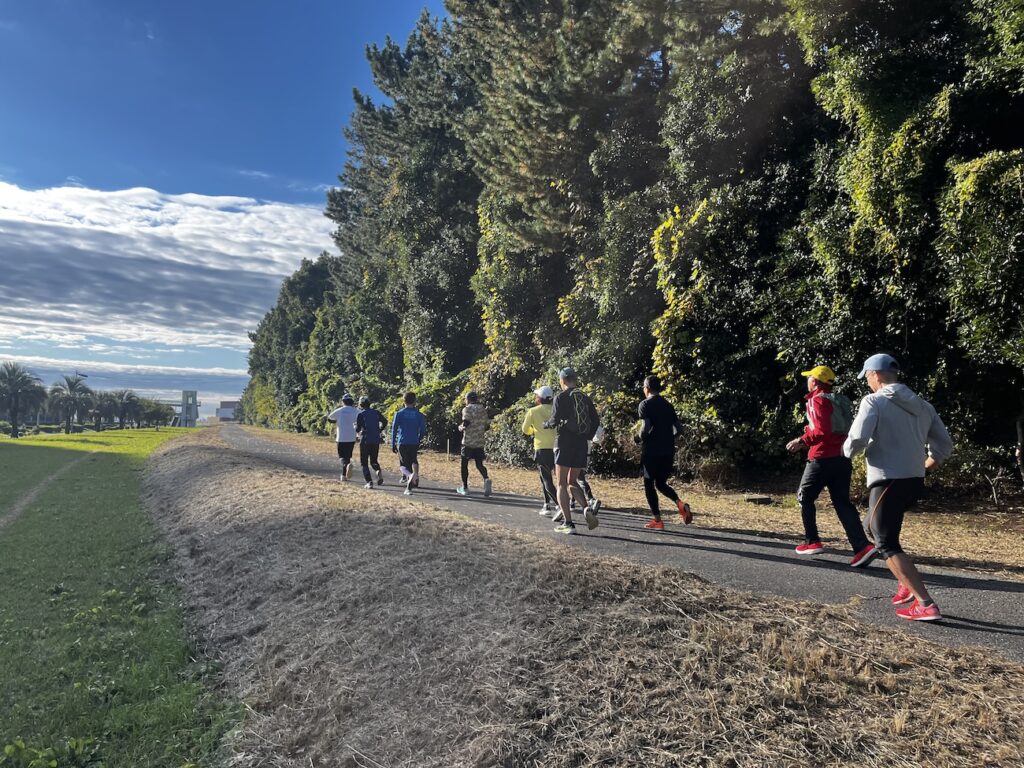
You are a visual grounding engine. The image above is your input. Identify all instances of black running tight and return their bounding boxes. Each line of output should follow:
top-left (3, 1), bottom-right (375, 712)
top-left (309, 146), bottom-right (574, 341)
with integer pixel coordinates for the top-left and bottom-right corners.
top-left (461, 456), bottom-right (488, 486)
top-left (644, 476), bottom-right (678, 518)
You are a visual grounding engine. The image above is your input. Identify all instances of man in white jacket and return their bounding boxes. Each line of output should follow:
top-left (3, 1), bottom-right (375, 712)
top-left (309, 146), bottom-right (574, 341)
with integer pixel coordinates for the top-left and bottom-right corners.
top-left (843, 354), bottom-right (953, 621)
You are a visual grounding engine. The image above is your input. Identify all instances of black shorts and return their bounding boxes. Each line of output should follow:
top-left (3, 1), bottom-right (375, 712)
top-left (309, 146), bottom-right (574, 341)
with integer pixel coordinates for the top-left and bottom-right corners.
top-left (866, 477), bottom-right (925, 559)
top-left (641, 454), bottom-right (673, 483)
top-left (398, 444), bottom-right (419, 469)
top-left (554, 436), bottom-right (588, 469)
top-left (461, 445), bottom-right (486, 461)
top-left (336, 441), bottom-right (355, 461)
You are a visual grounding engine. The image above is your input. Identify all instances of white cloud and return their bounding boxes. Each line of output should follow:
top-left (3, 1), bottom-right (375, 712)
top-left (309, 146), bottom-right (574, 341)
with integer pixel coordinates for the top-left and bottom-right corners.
top-left (0, 181), bottom-right (336, 351)
top-left (0, 353), bottom-right (247, 378)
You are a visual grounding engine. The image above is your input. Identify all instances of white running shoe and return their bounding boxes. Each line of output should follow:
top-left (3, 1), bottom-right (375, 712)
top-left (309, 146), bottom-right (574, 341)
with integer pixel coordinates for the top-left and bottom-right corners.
top-left (483, 478), bottom-right (493, 497)
top-left (363, 482), bottom-right (374, 490)
top-left (345, 463), bottom-right (352, 481)
top-left (403, 486), bottom-right (412, 496)
top-left (539, 505), bottom-right (552, 516)
top-left (552, 508), bottom-right (564, 524)
top-left (456, 486), bottom-right (468, 496)
top-left (376, 469), bottom-right (384, 485)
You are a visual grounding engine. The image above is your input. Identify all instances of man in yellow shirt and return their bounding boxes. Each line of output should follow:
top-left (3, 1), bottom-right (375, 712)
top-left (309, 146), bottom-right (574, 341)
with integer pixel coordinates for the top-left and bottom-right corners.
top-left (522, 385), bottom-right (558, 516)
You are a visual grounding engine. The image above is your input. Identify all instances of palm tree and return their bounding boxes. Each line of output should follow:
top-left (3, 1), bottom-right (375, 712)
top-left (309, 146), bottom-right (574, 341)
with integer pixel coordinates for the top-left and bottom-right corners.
top-left (48, 375), bottom-right (94, 434)
top-left (0, 362), bottom-right (46, 438)
top-left (94, 391), bottom-right (118, 431)
top-left (113, 389), bottom-right (139, 429)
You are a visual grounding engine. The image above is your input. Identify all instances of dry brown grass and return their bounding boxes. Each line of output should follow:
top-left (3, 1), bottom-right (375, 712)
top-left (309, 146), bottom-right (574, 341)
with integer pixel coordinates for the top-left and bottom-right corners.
top-left (144, 430), bottom-right (1024, 767)
top-left (244, 427), bottom-right (1024, 580)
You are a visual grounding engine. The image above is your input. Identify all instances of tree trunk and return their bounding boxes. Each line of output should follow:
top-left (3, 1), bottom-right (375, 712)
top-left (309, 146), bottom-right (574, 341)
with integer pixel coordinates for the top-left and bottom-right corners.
top-left (9, 395), bottom-right (19, 439)
top-left (64, 412), bottom-right (72, 435)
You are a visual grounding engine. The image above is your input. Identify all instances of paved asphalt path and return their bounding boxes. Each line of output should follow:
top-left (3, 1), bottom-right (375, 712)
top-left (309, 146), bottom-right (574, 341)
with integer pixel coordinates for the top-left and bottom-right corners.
top-left (221, 425), bottom-right (1024, 662)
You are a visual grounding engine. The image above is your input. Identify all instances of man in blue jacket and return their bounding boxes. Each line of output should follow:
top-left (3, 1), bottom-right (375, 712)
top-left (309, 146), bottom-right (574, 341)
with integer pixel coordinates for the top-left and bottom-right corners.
top-left (391, 391), bottom-right (427, 496)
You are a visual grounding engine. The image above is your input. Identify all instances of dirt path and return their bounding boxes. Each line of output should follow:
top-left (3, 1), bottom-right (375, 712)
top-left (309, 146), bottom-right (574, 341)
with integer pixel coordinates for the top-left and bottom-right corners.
top-left (145, 429), bottom-right (1024, 768)
top-left (0, 451), bottom-right (97, 531)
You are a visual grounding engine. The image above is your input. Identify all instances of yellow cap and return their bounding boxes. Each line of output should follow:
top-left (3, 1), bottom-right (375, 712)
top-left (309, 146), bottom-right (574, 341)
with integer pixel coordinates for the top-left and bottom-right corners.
top-left (800, 365), bottom-right (836, 384)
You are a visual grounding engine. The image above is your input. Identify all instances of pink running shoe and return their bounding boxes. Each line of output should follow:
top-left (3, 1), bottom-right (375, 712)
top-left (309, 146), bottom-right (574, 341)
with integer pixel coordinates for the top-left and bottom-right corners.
top-left (896, 600), bottom-right (942, 621)
top-left (795, 541), bottom-right (824, 555)
top-left (891, 584), bottom-right (914, 606)
top-left (850, 544), bottom-right (878, 568)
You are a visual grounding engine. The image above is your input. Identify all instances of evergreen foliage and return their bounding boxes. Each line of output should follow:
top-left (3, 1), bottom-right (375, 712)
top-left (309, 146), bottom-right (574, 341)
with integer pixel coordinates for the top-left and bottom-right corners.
top-left (245, 1), bottom-right (1024, 488)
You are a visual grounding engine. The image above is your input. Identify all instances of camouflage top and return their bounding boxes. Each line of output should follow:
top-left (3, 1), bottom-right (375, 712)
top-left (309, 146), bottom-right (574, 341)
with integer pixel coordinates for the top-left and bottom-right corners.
top-left (461, 402), bottom-right (490, 449)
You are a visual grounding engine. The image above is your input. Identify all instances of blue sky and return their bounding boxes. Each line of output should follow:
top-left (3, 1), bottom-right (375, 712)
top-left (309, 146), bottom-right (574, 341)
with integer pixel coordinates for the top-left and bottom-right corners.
top-left (0, 0), bottom-right (445, 415)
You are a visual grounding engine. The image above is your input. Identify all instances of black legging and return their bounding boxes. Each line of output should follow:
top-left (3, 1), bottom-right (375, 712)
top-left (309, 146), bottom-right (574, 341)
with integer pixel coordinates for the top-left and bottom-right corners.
top-left (576, 470), bottom-right (594, 501)
top-left (461, 456), bottom-right (489, 486)
top-left (535, 449), bottom-right (557, 504)
top-left (360, 443), bottom-right (381, 483)
top-left (642, 455), bottom-right (678, 518)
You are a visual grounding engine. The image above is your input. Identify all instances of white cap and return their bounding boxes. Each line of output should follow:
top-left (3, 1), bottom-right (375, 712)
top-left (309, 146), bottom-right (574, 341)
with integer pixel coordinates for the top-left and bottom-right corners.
top-left (534, 385), bottom-right (554, 399)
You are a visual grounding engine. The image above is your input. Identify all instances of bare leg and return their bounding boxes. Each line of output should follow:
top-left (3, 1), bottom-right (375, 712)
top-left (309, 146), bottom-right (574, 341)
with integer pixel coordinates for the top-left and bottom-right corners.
top-left (885, 554), bottom-right (932, 603)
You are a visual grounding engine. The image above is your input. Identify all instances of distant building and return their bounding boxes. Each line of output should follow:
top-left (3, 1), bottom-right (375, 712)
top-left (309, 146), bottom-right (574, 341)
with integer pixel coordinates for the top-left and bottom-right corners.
top-left (215, 400), bottom-right (240, 422)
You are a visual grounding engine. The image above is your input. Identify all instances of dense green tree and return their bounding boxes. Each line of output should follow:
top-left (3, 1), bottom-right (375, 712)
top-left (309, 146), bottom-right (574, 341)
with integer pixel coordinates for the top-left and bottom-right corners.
top-left (0, 363), bottom-right (46, 438)
top-left (245, 0), bottom-right (1024, 489)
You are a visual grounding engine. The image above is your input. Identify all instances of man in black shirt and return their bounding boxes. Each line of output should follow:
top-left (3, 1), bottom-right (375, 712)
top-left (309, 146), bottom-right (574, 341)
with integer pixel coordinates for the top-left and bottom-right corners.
top-left (637, 375), bottom-right (693, 530)
top-left (546, 367), bottom-right (600, 534)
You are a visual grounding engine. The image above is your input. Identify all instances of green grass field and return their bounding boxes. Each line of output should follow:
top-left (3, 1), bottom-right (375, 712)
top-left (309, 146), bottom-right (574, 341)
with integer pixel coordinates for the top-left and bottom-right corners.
top-left (0, 430), bottom-right (237, 767)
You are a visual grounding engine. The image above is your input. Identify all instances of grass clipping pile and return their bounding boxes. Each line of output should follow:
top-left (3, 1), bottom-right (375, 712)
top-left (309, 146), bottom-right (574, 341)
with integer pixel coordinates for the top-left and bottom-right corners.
top-left (145, 432), bottom-right (1024, 768)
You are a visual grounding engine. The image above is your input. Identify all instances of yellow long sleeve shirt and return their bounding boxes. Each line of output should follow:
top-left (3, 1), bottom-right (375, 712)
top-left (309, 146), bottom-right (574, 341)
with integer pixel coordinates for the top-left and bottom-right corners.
top-left (522, 403), bottom-right (555, 451)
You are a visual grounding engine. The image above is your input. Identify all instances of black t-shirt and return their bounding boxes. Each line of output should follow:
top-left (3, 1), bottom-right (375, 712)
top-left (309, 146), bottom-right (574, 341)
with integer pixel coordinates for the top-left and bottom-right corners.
top-left (638, 395), bottom-right (679, 457)
top-left (550, 387), bottom-right (598, 450)
top-left (356, 408), bottom-right (387, 444)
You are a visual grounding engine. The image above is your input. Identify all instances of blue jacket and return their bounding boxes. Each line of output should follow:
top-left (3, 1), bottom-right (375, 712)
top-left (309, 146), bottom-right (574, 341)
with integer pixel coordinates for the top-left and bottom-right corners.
top-left (391, 406), bottom-right (427, 449)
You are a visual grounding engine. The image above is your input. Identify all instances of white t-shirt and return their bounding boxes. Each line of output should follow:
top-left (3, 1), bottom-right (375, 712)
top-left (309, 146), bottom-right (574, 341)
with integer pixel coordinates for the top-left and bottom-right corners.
top-left (328, 405), bottom-right (359, 443)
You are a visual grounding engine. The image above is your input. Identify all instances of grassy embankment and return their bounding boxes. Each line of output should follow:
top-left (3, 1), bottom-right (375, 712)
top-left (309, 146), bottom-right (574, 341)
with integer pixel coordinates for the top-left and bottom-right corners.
top-left (246, 426), bottom-right (1024, 579)
top-left (0, 430), bottom-right (237, 767)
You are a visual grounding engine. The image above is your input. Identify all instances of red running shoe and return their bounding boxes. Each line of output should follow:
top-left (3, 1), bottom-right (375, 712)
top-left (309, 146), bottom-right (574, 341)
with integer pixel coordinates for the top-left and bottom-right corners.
top-left (644, 519), bottom-right (665, 530)
top-left (891, 584), bottom-right (914, 606)
top-left (795, 541), bottom-right (824, 555)
top-left (850, 544), bottom-right (878, 568)
top-left (896, 600), bottom-right (942, 621)
top-left (677, 500), bottom-right (693, 525)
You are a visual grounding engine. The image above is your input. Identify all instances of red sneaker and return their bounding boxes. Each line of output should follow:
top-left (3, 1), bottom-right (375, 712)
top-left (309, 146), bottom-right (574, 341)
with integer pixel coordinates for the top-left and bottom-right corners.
top-left (794, 541), bottom-right (824, 555)
top-left (896, 600), bottom-right (942, 621)
top-left (891, 584), bottom-right (914, 606)
top-left (677, 500), bottom-right (693, 525)
top-left (644, 519), bottom-right (665, 530)
top-left (850, 544), bottom-right (878, 568)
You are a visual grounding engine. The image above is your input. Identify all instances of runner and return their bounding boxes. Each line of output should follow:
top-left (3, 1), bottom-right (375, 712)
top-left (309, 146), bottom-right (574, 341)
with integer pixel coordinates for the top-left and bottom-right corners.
top-left (391, 391), bottom-right (427, 496)
top-left (844, 353), bottom-right (953, 621)
top-left (785, 365), bottom-right (876, 566)
top-left (456, 391), bottom-right (492, 497)
top-left (545, 367), bottom-right (600, 534)
top-left (356, 395), bottom-right (387, 489)
top-left (326, 393), bottom-right (359, 482)
top-left (522, 385), bottom-right (557, 515)
top-left (636, 375), bottom-right (692, 530)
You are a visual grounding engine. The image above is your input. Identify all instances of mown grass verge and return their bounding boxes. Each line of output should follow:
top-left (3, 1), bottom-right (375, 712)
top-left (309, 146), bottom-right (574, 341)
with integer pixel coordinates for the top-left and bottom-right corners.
top-left (0, 430), bottom-right (238, 767)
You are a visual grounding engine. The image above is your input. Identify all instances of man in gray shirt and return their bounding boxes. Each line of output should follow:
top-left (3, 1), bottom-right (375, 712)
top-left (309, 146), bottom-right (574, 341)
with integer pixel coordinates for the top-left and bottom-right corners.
top-left (844, 354), bottom-right (953, 621)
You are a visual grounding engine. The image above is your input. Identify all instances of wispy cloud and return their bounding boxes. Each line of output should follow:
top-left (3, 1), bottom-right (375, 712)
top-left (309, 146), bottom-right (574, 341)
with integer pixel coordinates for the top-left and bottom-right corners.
top-left (238, 169), bottom-right (273, 180)
top-left (0, 181), bottom-right (335, 354)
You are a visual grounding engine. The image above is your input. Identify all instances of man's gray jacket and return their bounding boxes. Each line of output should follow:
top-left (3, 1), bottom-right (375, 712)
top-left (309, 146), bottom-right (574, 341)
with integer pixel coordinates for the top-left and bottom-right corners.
top-left (843, 383), bottom-right (953, 487)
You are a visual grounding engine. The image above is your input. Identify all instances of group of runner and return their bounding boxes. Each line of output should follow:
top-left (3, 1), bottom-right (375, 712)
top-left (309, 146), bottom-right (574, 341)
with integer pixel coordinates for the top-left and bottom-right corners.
top-left (327, 353), bottom-right (953, 623)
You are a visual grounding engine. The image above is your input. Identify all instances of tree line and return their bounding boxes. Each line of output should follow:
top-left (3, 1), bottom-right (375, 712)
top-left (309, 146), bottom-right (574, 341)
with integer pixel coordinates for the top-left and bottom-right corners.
top-left (243, 1), bottom-right (1024, 494)
top-left (0, 363), bottom-right (175, 437)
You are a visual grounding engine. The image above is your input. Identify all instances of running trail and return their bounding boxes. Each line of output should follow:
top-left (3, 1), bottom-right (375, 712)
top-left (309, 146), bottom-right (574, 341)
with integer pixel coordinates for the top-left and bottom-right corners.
top-left (220, 425), bottom-right (1024, 662)
top-left (0, 451), bottom-right (98, 531)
